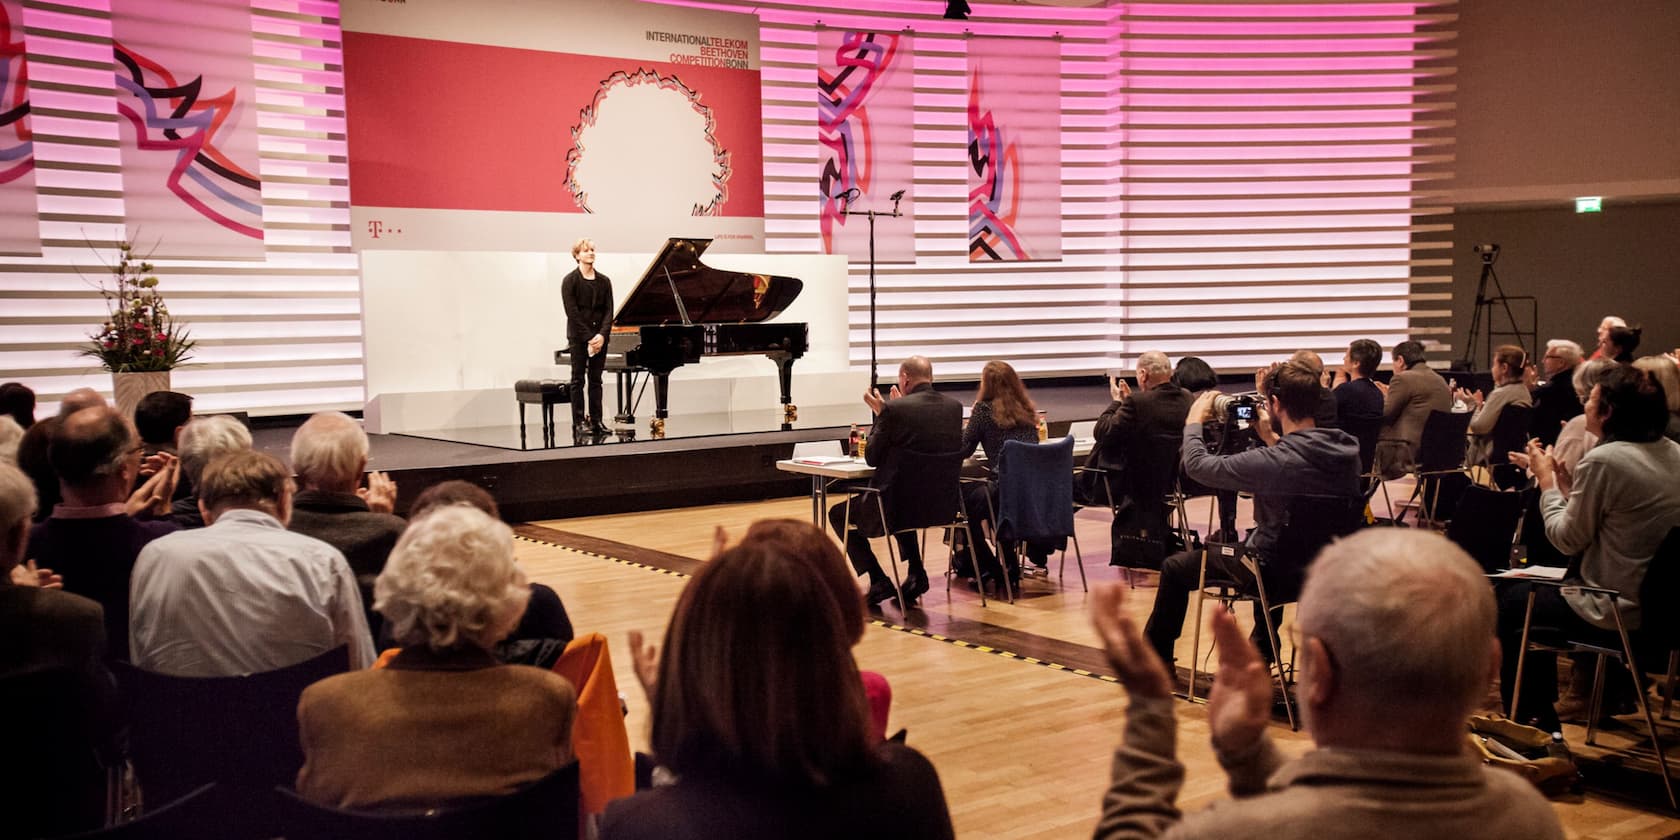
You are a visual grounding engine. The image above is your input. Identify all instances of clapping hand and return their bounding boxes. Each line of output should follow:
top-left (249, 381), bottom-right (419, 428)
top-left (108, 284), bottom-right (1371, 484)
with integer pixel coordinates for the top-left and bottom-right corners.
top-left (628, 628), bottom-right (659, 702)
top-left (863, 387), bottom-right (885, 415)
top-left (126, 453), bottom-right (178, 517)
top-left (1521, 438), bottom-right (1557, 489)
top-left (9, 559), bottom-right (62, 589)
top-left (1453, 387), bottom-right (1485, 409)
top-left (1090, 582), bottom-right (1173, 700)
top-left (358, 470), bottom-right (398, 514)
top-left (1110, 377), bottom-right (1132, 403)
top-left (1206, 607), bottom-right (1274, 756)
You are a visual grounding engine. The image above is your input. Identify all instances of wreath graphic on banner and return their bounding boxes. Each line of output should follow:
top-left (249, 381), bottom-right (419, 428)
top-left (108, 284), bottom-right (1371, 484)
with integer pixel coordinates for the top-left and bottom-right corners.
top-left (566, 69), bottom-right (731, 217)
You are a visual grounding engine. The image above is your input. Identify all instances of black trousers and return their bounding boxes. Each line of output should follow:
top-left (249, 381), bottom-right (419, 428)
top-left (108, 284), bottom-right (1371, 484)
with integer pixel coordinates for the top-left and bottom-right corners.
top-left (1144, 547), bottom-right (1285, 666)
top-left (828, 496), bottom-right (922, 586)
top-left (568, 338), bottom-right (606, 425)
top-left (1496, 581), bottom-right (1632, 731)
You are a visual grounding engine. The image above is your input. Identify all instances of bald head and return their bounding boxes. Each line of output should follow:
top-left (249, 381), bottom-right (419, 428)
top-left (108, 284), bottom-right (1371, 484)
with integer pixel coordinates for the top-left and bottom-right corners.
top-left (899, 356), bottom-right (933, 388)
top-left (1297, 529), bottom-right (1495, 746)
top-left (290, 411), bottom-right (370, 492)
top-left (57, 387), bottom-right (107, 417)
top-left (1136, 351), bottom-right (1171, 379)
top-left (1289, 350), bottom-right (1324, 375)
top-left (50, 407), bottom-right (137, 490)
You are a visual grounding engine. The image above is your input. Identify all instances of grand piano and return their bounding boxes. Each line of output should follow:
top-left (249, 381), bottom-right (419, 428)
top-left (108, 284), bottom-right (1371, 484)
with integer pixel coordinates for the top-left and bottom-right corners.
top-left (556, 238), bottom-right (809, 435)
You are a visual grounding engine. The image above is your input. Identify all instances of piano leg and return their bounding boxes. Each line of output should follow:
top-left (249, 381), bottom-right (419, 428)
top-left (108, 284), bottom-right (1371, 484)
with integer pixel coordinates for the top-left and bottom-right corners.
top-left (615, 370), bottom-right (637, 424)
top-left (773, 353), bottom-right (797, 422)
top-left (653, 372), bottom-right (672, 419)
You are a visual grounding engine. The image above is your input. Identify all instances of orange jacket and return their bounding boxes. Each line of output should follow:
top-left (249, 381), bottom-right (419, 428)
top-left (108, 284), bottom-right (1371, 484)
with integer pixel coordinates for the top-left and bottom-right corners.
top-left (553, 633), bottom-right (635, 817)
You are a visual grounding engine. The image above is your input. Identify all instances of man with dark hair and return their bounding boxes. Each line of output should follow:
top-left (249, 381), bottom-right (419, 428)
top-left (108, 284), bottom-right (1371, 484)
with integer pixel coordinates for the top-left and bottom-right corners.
top-left (1331, 339), bottom-right (1385, 423)
top-left (27, 407), bottom-right (177, 661)
top-left (1502, 365), bottom-right (1680, 731)
top-left (1527, 339), bottom-right (1583, 447)
top-left (1374, 339), bottom-right (1452, 479)
top-left (130, 450), bottom-right (375, 676)
top-left (828, 356), bottom-right (962, 607)
top-left (133, 390), bottom-right (193, 455)
top-left (0, 381), bottom-right (35, 429)
top-left (1142, 360), bottom-right (1361, 666)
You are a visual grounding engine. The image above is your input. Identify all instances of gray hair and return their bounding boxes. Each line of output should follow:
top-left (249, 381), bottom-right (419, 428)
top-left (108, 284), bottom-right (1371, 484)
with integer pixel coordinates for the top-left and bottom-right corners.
top-left (374, 505), bottom-right (530, 651)
top-left (0, 416), bottom-right (22, 466)
top-left (1545, 339), bottom-right (1583, 366)
top-left (179, 415), bottom-right (253, 489)
top-left (1297, 529), bottom-right (1494, 717)
top-left (290, 411), bottom-right (369, 489)
top-left (0, 460), bottom-right (36, 546)
top-left (1573, 357), bottom-right (1616, 403)
top-left (1136, 351), bottom-right (1172, 378)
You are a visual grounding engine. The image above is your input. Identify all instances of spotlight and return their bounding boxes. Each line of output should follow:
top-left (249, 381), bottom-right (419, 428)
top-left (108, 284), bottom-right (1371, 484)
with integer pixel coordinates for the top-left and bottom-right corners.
top-left (943, 0), bottom-right (971, 20)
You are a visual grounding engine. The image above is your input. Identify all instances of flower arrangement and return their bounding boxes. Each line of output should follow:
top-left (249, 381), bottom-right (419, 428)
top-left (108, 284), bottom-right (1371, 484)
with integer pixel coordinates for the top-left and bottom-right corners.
top-left (81, 242), bottom-right (195, 373)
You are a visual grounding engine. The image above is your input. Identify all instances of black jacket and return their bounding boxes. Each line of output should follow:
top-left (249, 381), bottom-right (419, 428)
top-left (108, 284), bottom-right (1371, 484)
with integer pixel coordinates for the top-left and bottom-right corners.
top-left (865, 383), bottom-right (963, 490)
top-left (1089, 383), bottom-right (1192, 504)
top-left (1528, 365), bottom-right (1583, 447)
top-left (561, 268), bottom-right (613, 343)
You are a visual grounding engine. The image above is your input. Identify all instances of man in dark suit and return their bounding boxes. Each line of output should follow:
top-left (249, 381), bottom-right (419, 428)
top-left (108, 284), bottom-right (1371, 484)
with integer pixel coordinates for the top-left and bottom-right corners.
top-left (1527, 339), bottom-right (1583, 447)
top-left (1089, 351), bottom-right (1191, 567)
top-left (828, 356), bottom-right (962, 607)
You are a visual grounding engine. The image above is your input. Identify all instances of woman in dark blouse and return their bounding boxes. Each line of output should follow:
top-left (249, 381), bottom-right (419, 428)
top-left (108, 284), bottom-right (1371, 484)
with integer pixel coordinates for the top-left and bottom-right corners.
top-left (959, 360), bottom-right (1043, 588)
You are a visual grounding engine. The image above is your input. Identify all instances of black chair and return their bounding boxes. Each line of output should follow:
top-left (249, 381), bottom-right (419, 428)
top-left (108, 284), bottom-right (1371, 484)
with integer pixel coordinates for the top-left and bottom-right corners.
top-left (111, 645), bottom-right (351, 809)
top-left (1483, 403), bottom-right (1532, 469)
top-left (1398, 409), bottom-right (1473, 526)
top-left (1338, 413), bottom-right (1383, 477)
top-left (274, 761), bottom-right (580, 840)
top-left (1077, 427), bottom-right (1183, 582)
top-left (844, 448), bottom-right (982, 607)
top-left (59, 784), bottom-right (230, 840)
top-left (0, 666), bottom-right (114, 838)
top-left (1187, 494), bottom-right (1366, 730)
top-left (1445, 484), bottom-right (1531, 572)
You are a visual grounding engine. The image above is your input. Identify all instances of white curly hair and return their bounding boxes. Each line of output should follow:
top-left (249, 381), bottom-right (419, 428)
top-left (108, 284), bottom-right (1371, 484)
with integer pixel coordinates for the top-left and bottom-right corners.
top-left (374, 505), bottom-right (530, 651)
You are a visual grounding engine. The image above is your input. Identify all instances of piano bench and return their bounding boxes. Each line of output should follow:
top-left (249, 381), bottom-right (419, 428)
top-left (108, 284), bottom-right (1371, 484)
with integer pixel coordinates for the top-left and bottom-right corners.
top-left (513, 379), bottom-right (572, 449)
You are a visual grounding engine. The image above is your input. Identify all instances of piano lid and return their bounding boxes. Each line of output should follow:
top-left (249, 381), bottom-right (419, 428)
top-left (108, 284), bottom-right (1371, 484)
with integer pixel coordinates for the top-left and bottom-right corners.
top-left (612, 238), bottom-right (803, 328)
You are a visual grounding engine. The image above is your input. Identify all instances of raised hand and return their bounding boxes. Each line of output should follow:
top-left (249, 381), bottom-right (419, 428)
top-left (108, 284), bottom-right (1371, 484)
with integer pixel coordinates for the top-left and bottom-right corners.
top-left (1524, 438), bottom-right (1556, 489)
top-left (1090, 581), bottom-right (1173, 700)
top-left (628, 628), bottom-right (660, 701)
top-left (863, 388), bottom-right (885, 415)
top-left (1206, 607), bottom-right (1273, 755)
top-left (358, 470), bottom-right (398, 514)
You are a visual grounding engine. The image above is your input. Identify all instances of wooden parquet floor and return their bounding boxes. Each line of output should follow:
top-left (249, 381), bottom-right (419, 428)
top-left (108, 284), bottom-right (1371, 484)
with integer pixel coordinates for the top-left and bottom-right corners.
top-left (520, 495), bottom-right (1680, 839)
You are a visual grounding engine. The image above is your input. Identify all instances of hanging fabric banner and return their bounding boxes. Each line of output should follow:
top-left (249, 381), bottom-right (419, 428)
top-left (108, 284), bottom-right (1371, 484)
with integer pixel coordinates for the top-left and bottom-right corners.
top-left (966, 36), bottom-right (1061, 262)
top-left (0, 0), bottom-right (39, 256)
top-left (111, 0), bottom-right (263, 259)
top-left (817, 29), bottom-right (915, 263)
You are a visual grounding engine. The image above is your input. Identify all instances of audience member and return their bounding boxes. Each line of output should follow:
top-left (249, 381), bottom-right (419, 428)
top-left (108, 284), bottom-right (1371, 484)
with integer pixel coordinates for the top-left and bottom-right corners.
top-left (1632, 356), bottom-right (1680, 443)
top-left (1089, 351), bottom-right (1190, 568)
top-left (129, 450), bottom-right (376, 676)
top-left (956, 360), bottom-right (1043, 588)
top-left (1143, 360), bottom-right (1361, 666)
top-left (1374, 339), bottom-right (1452, 479)
top-left (1170, 357), bottom-right (1239, 541)
top-left (1460, 344), bottom-right (1532, 466)
top-left (1532, 357), bottom-right (1614, 496)
top-left (1286, 349), bottom-right (1339, 429)
top-left (1091, 530), bottom-right (1563, 839)
top-left (295, 505), bottom-right (576, 811)
top-left (1589, 315), bottom-right (1625, 360)
top-left (1528, 339), bottom-right (1584, 446)
top-left (1501, 365), bottom-right (1680, 731)
top-left (1329, 339), bottom-right (1385, 423)
top-left (16, 415), bottom-right (61, 521)
top-left (409, 479), bottom-right (574, 652)
top-left (0, 461), bottom-right (118, 840)
top-left (57, 387), bottom-right (106, 417)
top-left (0, 381), bottom-right (34, 429)
top-left (286, 412), bottom-right (406, 633)
top-left (1170, 356), bottom-right (1216, 395)
top-left (133, 390), bottom-right (193, 456)
top-left (0, 415), bottom-right (21, 464)
top-left (828, 356), bottom-right (961, 607)
top-left (603, 533), bottom-right (953, 840)
top-left (171, 414), bottom-right (254, 528)
top-left (1604, 324), bottom-right (1641, 363)
top-left (27, 407), bottom-right (177, 661)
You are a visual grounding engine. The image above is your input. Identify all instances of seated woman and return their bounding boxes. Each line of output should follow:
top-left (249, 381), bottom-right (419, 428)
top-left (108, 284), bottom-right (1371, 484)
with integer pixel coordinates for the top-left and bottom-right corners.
top-left (603, 533), bottom-right (954, 840)
top-left (1633, 355), bottom-right (1680, 443)
top-left (957, 360), bottom-right (1043, 589)
top-left (1544, 357), bottom-right (1615, 495)
top-left (295, 505), bottom-right (577, 811)
top-left (1460, 344), bottom-right (1533, 467)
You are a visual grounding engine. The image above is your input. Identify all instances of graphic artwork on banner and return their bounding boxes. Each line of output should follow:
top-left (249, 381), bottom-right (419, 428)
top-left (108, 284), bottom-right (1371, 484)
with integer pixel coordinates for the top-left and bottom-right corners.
top-left (569, 69), bottom-right (730, 217)
top-left (967, 36), bottom-right (1061, 263)
top-left (816, 30), bottom-right (914, 263)
top-left (111, 0), bottom-right (262, 259)
top-left (0, 0), bottom-right (39, 256)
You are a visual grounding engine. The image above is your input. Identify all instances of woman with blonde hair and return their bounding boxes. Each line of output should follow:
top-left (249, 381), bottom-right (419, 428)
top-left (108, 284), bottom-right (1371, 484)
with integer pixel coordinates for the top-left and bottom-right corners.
top-left (1632, 356), bottom-right (1680, 443)
top-left (957, 360), bottom-right (1043, 589)
top-left (295, 505), bottom-right (577, 811)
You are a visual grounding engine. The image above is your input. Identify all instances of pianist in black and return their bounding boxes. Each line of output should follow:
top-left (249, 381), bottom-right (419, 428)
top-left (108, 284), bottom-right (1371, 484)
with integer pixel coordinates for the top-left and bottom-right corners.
top-left (561, 237), bottom-right (613, 435)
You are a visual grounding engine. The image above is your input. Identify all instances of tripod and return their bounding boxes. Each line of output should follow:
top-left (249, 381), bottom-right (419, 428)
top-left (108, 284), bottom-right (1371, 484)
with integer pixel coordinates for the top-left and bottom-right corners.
top-left (1459, 245), bottom-right (1528, 369)
top-left (840, 188), bottom-right (906, 391)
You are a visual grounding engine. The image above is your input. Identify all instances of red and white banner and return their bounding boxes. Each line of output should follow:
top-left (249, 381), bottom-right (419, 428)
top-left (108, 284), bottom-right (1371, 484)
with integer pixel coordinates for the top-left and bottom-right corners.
top-left (817, 30), bottom-right (915, 264)
top-left (342, 0), bottom-right (764, 254)
top-left (111, 0), bottom-right (263, 259)
top-left (0, 0), bottom-right (39, 256)
top-left (967, 36), bottom-right (1062, 262)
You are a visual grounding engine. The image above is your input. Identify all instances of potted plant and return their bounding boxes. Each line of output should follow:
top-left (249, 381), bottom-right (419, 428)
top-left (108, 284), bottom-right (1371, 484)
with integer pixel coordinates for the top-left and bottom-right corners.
top-left (80, 241), bottom-right (195, 417)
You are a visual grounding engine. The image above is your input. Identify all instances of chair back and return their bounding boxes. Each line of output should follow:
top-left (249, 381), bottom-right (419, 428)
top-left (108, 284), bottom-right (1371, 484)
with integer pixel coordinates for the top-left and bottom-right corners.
top-left (996, 436), bottom-right (1076, 543)
top-left (552, 634), bottom-right (635, 821)
top-left (1637, 527), bottom-right (1680, 646)
top-left (1339, 414), bottom-right (1383, 475)
top-left (1445, 484), bottom-right (1529, 572)
top-left (1268, 494), bottom-right (1367, 598)
top-left (1485, 403), bottom-right (1532, 467)
top-left (112, 645), bottom-right (351, 806)
top-left (59, 784), bottom-right (228, 840)
top-left (880, 448), bottom-right (966, 533)
top-left (0, 667), bottom-right (110, 837)
top-left (1415, 409), bottom-right (1472, 473)
top-left (274, 761), bottom-right (580, 840)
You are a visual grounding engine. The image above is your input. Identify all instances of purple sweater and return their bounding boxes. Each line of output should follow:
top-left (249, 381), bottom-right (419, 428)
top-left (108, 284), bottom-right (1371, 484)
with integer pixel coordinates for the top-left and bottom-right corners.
top-left (28, 514), bottom-right (178, 661)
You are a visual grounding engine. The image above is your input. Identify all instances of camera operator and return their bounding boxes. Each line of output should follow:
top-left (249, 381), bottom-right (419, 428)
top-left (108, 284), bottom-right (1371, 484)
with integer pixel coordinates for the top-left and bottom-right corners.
top-left (1142, 360), bottom-right (1363, 667)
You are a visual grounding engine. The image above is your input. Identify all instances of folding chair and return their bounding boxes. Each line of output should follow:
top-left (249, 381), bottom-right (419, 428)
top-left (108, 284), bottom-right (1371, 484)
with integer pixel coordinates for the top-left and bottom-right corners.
top-left (1445, 484), bottom-right (1531, 572)
top-left (1397, 409), bottom-right (1473, 527)
top-left (845, 448), bottom-right (986, 606)
top-left (994, 436), bottom-right (1083, 592)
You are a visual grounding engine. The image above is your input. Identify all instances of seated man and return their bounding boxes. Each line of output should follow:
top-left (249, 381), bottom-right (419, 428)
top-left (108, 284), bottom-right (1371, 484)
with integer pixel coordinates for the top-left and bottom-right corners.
top-left (130, 450), bottom-right (376, 676)
top-left (1090, 529), bottom-right (1564, 839)
top-left (169, 415), bottom-right (254, 529)
top-left (1527, 339), bottom-right (1583, 447)
top-left (286, 412), bottom-right (405, 632)
top-left (828, 356), bottom-right (962, 607)
top-left (1089, 351), bottom-right (1189, 567)
top-left (1501, 364), bottom-right (1680, 730)
top-left (1286, 349), bottom-right (1339, 429)
top-left (1374, 339), bottom-right (1452, 479)
top-left (1143, 360), bottom-right (1360, 666)
top-left (28, 406), bottom-right (177, 661)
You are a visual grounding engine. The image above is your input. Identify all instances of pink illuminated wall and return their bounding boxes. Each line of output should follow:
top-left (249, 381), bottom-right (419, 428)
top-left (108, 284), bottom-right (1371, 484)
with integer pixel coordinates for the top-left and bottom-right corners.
top-left (654, 0), bottom-right (1456, 379)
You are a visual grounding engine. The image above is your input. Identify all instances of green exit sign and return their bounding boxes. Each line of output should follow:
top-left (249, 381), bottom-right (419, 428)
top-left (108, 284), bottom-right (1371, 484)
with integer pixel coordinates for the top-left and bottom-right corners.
top-left (1576, 196), bottom-right (1603, 213)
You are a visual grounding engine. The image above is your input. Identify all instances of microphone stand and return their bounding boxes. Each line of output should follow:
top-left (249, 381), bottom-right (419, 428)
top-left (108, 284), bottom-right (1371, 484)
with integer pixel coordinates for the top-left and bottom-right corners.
top-left (841, 191), bottom-right (904, 392)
